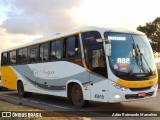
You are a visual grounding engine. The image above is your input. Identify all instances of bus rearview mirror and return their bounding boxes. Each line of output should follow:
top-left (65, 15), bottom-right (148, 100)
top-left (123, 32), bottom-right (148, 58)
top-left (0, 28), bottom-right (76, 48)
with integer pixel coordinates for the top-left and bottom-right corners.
top-left (96, 38), bottom-right (111, 56)
top-left (96, 38), bottom-right (103, 42)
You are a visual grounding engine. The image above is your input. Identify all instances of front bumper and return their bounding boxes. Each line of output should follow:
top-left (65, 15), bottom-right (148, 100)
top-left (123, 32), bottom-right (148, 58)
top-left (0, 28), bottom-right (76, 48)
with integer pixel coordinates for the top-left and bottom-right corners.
top-left (108, 81), bottom-right (158, 103)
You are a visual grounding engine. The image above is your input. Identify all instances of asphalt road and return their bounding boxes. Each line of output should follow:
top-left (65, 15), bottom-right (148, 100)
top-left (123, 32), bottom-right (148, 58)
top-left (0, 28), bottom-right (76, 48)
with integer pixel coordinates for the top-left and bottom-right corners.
top-left (0, 90), bottom-right (160, 120)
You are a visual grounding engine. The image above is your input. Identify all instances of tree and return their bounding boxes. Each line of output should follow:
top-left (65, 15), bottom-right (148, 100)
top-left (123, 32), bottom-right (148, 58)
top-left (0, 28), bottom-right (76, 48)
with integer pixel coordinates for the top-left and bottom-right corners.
top-left (137, 17), bottom-right (160, 52)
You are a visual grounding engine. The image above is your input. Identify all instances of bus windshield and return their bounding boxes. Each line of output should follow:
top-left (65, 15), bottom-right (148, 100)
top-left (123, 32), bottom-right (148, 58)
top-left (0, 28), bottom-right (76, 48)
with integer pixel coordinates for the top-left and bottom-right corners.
top-left (104, 32), bottom-right (156, 80)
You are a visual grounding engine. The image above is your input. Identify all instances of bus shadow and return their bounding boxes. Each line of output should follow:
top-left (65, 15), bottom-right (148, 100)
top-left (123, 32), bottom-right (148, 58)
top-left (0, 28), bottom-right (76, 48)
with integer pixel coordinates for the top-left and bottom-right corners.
top-left (5, 91), bottom-right (155, 112)
top-left (85, 101), bottom-right (154, 111)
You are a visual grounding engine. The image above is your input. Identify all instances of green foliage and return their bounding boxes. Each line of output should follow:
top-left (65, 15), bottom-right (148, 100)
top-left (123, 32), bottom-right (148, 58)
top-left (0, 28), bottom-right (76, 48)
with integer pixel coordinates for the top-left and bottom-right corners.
top-left (137, 17), bottom-right (160, 52)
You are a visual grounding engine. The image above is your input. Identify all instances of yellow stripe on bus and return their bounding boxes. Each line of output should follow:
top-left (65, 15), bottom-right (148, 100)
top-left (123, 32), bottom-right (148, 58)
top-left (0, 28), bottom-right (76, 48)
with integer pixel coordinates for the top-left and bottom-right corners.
top-left (1, 66), bottom-right (18, 90)
top-left (117, 76), bottom-right (158, 88)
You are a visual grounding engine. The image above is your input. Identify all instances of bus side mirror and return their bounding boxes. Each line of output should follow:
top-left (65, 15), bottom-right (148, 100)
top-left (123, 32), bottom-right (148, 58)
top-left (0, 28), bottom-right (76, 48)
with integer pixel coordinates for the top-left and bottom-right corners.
top-left (96, 38), bottom-right (111, 56)
top-left (105, 39), bottom-right (111, 56)
top-left (96, 38), bottom-right (103, 42)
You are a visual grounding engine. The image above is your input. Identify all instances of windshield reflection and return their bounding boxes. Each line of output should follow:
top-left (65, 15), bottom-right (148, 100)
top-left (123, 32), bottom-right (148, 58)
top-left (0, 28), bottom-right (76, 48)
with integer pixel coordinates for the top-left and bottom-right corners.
top-left (104, 32), bottom-right (156, 80)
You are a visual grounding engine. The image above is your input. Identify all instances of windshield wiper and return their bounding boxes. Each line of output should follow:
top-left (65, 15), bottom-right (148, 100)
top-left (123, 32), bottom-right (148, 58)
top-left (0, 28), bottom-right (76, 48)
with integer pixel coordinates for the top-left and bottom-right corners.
top-left (136, 44), bottom-right (152, 74)
top-left (129, 43), bottom-right (139, 74)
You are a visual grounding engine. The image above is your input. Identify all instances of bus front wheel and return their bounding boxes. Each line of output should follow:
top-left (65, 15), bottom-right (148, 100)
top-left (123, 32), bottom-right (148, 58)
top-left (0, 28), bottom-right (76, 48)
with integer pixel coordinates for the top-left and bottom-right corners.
top-left (71, 84), bottom-right (89, 107)
top-left (17, 81), bottom-right (32, 97)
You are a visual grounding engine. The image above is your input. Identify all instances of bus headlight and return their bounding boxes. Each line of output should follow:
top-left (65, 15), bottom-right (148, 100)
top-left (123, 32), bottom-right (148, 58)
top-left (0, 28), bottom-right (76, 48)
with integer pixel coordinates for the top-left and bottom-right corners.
top-left (115, 95), bottom-right (120, 99)
top-left (112, 82), bottom-right (128, 91)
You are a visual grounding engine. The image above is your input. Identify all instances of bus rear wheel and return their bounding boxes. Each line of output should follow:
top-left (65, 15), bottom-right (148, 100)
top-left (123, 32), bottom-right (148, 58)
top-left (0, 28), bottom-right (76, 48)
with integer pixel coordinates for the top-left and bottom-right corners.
top-left (17, 81), bottom-right (32, 97)
top-left (71, 84), bottom-right (89, 107)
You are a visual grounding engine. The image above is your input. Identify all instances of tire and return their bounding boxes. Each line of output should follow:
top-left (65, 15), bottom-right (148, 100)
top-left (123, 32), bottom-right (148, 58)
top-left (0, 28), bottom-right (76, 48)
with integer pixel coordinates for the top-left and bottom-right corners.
top-left (17, 81), bottom-right (32, 97)
top-left (71, 84), bottom-right (89, 107)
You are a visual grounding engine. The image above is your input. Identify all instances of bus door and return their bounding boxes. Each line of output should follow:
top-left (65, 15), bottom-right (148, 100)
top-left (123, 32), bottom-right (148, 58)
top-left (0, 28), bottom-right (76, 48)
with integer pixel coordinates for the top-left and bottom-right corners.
top-left (87, 44), bottom-right (108, 102)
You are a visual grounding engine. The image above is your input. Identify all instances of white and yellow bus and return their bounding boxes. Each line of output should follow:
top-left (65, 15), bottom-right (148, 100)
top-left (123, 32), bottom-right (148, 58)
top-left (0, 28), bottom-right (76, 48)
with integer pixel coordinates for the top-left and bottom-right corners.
top-left (1, 26), bottom-right (158, 107)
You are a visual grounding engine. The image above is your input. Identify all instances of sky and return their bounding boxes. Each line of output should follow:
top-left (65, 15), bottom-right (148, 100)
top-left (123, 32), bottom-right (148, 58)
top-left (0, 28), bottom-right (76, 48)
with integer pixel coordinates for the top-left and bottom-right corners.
top-left (0, 0), bottom-right (160, 53)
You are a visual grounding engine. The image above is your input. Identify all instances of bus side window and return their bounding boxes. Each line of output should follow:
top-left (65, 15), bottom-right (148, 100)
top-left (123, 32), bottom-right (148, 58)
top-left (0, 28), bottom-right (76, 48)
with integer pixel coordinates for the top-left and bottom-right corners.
top-left (40, 43), bottom-right (49, 62)
top-left (81, 31), bottom-right (107, 77)
top-left (51, 41), bottom-right (56, 60)
top-left (81, 31), bottom-right (102, 66)
top-left (22, 48), bottom-right (28, 64)
top-left (56, 39), bottom-right (63, 59)
top-left (18, 49), bottom-right (23, 64)
top-left (92, 49), bottom-right (105, 68)
top-left (51, 39), bottom-right (63, 60)
top-left (9, 51), bottom-right (17, 65)
top-left (2, 52), bottom-right (8, 65)
top-left (66, 35), bottom-right (81, 59)
top-left (18, 48), bottom-right (28, 64)
top-left (66, 36), bottom-right (76, 58)
top-left (81, 31), bottom-right (102, 46)
top-left (29, 50), bottom-right (37, 63)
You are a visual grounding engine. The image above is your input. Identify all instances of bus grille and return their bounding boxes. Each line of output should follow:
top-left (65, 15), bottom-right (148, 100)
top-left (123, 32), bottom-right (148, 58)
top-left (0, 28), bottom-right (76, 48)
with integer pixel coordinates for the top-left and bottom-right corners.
top-left (129, 87), bottom-right (151, 91)
top-left (125, 92), bottom-right (154, 99)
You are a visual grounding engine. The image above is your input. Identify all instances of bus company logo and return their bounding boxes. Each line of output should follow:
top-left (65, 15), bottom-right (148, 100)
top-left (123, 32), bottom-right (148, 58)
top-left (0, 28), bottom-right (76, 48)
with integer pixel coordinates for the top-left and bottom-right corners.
top-left (32, 68), bottom-right (55, 77)
top-left (2, 112), bottom-right (11, 117)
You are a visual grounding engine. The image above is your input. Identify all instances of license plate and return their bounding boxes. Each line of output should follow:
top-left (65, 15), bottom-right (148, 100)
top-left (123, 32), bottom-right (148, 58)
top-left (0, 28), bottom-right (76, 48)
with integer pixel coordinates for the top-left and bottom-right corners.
top-left (138, 92), bottom-right (146, 97)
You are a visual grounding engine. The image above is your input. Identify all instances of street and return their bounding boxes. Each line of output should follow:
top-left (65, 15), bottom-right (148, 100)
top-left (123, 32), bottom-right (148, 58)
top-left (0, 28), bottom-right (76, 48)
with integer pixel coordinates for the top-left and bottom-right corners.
top-left (0, 90), bottom-right (160, 119)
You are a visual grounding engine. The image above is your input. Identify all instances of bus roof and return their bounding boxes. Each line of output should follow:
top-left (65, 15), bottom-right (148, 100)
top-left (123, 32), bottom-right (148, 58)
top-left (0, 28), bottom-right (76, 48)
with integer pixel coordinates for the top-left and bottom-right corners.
top-left (1, 26), bottom-right (144, 52)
